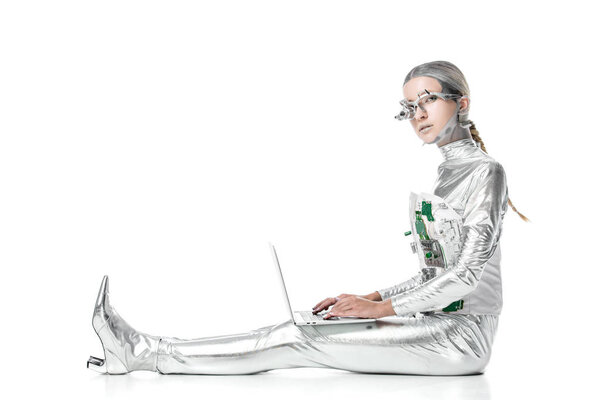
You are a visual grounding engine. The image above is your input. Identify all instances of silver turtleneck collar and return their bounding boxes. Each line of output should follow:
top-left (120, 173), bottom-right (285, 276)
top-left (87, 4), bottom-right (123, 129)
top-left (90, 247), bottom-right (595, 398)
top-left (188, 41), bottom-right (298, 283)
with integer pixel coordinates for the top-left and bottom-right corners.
top-left (438, 137), bottom-right (481, 162)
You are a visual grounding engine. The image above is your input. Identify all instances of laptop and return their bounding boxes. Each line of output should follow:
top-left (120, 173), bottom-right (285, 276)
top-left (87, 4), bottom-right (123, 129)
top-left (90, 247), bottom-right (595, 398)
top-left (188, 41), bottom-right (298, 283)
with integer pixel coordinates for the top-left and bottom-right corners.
top-left (269, 242), bottom-right (378, 325)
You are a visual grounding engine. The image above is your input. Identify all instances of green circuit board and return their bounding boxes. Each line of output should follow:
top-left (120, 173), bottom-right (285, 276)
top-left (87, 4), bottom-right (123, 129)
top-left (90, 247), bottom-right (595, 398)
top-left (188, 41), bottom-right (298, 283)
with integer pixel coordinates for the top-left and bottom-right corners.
top-left (414, 199), bottom-right (464, 313)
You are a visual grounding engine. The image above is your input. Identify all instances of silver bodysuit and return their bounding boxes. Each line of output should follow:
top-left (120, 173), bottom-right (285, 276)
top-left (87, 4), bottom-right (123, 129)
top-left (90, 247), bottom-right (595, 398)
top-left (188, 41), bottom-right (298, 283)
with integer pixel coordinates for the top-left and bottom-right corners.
top-left (378, 137), bottom-right (507, 316)
top-left (90, 137), bottom-right (508, 376)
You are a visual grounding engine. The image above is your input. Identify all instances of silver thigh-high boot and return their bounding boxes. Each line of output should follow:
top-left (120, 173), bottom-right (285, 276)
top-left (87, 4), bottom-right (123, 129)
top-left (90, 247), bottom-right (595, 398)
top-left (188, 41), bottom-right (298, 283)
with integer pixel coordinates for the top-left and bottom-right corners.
top-left (87, 276), bottom-right (160, 374)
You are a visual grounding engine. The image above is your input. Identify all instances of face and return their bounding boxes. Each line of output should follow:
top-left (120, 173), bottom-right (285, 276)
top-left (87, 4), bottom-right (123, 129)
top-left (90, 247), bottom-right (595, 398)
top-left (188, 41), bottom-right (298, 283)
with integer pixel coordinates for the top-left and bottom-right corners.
top-left (402, 76), bottom-right (468, 145)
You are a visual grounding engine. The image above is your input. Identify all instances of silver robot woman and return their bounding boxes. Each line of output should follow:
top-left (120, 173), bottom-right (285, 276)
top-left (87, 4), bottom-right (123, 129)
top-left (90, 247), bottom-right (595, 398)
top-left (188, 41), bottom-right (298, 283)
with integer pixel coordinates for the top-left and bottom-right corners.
top-left (87, 61), bottom-right (524, 376)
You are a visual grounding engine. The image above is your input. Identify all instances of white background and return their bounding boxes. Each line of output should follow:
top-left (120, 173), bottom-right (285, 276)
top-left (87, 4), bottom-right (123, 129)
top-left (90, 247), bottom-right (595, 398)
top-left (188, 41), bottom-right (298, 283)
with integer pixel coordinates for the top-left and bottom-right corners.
top-left (1, 1), bottom-right (597, 399)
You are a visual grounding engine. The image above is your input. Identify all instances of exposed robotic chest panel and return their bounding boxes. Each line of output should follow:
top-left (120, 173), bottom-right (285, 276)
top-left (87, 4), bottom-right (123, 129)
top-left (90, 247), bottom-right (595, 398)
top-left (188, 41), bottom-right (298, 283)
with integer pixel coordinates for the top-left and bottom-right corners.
top-left (408, 192), bottom-right (463, 283)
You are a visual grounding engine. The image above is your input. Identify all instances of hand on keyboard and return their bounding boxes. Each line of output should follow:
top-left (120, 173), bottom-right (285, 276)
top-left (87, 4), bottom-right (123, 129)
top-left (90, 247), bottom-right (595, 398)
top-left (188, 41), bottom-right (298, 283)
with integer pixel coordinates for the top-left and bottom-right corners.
top-left (312, 293), bottom-right (359, 314)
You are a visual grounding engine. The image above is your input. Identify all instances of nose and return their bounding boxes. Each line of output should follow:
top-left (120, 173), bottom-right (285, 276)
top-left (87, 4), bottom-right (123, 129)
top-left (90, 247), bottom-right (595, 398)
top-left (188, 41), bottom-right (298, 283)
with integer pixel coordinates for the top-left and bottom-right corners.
top-left (415, 106), bottom-right (428, 120)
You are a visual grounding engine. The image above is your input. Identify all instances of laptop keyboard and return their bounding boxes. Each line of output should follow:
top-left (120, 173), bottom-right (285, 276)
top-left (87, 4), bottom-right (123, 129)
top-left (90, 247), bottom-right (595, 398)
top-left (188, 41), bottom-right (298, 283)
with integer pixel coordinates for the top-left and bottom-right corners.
top-left (299, 311), bottom-right (326, 321)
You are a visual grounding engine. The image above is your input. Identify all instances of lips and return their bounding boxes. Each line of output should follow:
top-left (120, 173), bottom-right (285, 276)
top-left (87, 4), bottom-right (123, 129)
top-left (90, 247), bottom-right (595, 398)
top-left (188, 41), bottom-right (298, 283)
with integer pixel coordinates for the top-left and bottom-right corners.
top-left (419, 124), bottom-right (433, 133)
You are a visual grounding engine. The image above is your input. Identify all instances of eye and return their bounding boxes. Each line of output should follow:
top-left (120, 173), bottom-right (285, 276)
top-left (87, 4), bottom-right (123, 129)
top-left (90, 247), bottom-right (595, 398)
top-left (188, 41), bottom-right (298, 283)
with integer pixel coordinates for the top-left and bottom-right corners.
top-left (425, 95), bottom-right (438, 103)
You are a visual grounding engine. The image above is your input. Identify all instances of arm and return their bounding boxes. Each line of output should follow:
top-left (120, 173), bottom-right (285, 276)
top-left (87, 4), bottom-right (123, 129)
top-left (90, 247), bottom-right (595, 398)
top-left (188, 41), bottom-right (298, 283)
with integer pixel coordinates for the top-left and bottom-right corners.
top-left (376, 274), bottom-right (422, 301)
top-left (361, 291), bottom-right (383, 301)
top-left (386, 161), bottom-right (509, 316)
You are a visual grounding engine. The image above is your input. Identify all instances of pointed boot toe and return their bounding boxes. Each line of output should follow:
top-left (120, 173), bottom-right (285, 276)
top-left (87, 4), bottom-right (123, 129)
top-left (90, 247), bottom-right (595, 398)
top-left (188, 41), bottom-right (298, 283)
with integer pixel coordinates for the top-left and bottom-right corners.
top-left (87, 275), bottom-right (159, 374)
top-left (88, 275), bottom-right (129, 374)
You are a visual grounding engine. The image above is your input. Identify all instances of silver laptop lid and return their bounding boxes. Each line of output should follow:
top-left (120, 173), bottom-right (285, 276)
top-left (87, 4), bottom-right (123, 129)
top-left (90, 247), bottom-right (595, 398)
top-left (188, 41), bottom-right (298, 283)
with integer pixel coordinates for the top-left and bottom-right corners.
top-left (269, 242), bottom-right (296, 321)
top-left (268, 242), bottom-right (378, 325)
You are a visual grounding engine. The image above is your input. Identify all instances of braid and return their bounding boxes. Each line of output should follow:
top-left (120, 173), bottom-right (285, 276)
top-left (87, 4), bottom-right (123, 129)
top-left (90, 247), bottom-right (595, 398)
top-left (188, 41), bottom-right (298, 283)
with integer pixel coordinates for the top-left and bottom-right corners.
top-left (468, 121), bottom-right (531, 223)
top-left (468, 121), bottom-right (486, 153)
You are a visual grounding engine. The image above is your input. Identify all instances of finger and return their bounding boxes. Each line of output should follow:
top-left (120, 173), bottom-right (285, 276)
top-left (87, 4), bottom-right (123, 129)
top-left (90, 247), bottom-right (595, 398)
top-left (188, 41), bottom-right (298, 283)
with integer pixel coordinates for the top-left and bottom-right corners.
top-left (312, 301), bottom-right (324, 310)
top-left (326, 310), bottom-right (344, 319)
top-left (330, 303), bottom-right (349, 315)
top-left (314, 305), bottom-right (330, 314)
top-left (313, 299), bottom-right (328, 309)
top-left (313, 299), bottom-right (335, 313)
top-left (313, 298), bottom-right (331, 310)
top-left (333, 298), bottom-right (348, 308)
top-left (323, 297), bottom-right (336, 306)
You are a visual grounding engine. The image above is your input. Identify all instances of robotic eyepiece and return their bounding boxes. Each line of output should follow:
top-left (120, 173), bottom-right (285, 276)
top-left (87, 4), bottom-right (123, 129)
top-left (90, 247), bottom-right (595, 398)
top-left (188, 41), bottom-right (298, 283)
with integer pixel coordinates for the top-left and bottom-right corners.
top-left (395, 90), bottom-right (463, 122)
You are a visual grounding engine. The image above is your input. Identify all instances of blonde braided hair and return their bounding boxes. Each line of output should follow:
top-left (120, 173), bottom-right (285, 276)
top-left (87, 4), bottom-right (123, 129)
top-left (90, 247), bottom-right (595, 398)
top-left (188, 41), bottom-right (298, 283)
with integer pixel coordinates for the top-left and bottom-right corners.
top-left (468, 121), bottom-right (530, 222)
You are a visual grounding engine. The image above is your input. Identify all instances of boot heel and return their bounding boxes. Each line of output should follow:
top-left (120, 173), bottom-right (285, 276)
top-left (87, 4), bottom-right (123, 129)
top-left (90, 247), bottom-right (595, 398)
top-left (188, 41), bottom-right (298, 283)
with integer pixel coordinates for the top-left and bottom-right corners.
top-left (87, 349), bottom-right (129, 374)
top-left (87, 355), bottom-right (106, 373)
top-left (103, 348), bottom-right (129, 374)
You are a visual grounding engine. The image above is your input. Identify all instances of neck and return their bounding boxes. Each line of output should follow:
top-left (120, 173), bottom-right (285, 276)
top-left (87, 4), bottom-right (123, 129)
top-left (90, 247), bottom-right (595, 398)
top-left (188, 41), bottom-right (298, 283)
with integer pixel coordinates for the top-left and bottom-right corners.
top-left (438, 136), bottom-right (479, 161)
top-left (435, 124), bottom-right (472, 147)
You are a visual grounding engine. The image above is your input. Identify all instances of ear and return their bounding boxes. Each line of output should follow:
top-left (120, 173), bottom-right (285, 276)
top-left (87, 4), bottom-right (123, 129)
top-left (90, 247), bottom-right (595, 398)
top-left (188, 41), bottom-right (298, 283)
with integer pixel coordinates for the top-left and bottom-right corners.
top-left (458, 96), bottom-right (470, 115)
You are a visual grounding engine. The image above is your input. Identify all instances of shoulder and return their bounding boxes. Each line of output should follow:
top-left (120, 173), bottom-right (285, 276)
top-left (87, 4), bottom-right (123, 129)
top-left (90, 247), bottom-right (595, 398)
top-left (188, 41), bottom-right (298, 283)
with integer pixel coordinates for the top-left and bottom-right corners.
top-left (472, 157), bottom-right (507, 187)
top-left (474, 154), bottom-right (505, 175)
